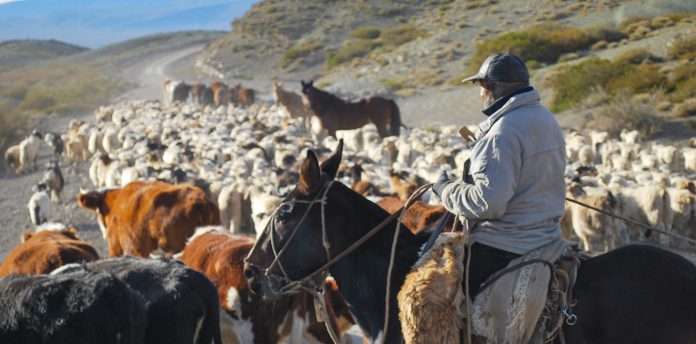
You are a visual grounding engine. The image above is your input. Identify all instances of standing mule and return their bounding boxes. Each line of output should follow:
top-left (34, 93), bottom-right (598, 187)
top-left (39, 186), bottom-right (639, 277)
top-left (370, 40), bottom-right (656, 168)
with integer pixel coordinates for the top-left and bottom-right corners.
top-left (245, 140), bottom-right (696, 344)
top-left (301, 80), bottom-right (402, 138)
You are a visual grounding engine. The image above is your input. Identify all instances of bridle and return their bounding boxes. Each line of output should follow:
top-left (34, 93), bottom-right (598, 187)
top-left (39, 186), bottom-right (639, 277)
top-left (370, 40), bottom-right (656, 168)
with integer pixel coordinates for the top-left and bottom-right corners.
top-left (244, 176), bottom-right (415, 344)
top-left (245, 177), bottom-right (407, 295)
top-left (246, 178), bottom-right (337, 295)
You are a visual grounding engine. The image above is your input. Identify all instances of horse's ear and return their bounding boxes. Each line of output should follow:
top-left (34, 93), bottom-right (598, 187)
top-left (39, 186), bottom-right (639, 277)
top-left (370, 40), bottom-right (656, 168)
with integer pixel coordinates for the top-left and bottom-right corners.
top-left (320, 139), bottom-right (343, 180)
top-left (301, 80), bottom-right (307, 87)
top-left (298, 150), bottom-right (322, 195)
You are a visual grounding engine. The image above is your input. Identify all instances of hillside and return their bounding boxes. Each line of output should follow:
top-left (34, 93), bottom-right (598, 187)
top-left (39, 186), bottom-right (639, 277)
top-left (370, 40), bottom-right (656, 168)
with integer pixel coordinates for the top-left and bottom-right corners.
top-left (198, 0), bottom-right (696, 133)
top-left (0, 39), bottom-right (87, 68)
top-left (0, 31), bottom-right (223, 168)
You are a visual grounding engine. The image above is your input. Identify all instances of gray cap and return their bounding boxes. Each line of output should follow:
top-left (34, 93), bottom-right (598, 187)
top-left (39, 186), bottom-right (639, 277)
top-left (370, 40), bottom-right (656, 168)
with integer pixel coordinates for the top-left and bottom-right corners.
top-left (462, 53), bottom-right (529, 83)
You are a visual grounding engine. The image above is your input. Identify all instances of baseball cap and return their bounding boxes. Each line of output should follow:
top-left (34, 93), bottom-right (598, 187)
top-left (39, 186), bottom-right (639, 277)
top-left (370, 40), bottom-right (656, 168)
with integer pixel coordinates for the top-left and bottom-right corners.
top-left (462, 53), bottom-right (529, 83)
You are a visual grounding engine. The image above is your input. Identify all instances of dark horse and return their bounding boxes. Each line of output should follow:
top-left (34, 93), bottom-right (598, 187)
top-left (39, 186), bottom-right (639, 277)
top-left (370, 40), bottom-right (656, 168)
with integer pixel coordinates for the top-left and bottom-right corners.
top-left (244, 141), bottom-right (696, 344)
top-left (301, 80), bottom-right (402, 138)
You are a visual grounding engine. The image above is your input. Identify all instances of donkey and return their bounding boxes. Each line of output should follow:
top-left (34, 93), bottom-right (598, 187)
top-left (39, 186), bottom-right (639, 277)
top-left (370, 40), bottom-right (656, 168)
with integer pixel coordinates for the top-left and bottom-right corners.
top-left (245, 140), bottom-right (696, 344)
top-left (301, 80), bottom-right (402, 138)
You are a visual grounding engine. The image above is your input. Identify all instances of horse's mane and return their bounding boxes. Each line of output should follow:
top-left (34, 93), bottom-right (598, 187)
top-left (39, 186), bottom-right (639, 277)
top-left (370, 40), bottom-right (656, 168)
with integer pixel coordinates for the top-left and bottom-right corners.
top-left (308, 85), bottom-right (350, 107)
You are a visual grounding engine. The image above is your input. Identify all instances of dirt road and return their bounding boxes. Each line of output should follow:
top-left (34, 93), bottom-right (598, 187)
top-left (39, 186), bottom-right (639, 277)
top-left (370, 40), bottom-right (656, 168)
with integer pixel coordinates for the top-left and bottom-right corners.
top-left (0, 43), bottom-right (209, 260)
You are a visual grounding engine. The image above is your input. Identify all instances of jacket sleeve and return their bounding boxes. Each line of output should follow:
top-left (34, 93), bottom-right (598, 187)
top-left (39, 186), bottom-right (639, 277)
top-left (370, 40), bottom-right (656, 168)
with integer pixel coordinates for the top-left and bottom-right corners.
top-left (440, 133), bottom-right (520, 220)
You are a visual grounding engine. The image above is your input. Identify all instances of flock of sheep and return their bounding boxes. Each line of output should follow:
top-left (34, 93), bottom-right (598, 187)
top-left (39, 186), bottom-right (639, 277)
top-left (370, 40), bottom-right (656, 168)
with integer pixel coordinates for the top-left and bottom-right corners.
top-left (5, 82), bottom-right (696, 255)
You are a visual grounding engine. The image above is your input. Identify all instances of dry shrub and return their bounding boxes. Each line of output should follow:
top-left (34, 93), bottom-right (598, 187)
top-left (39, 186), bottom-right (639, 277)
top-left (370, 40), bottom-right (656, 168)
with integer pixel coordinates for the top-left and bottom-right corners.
top-left (614, 48), bottom-right (661, 64)
top-left (282, 40), bottom-right (322, 68)
top-left (548, 58), bottom-right (666, 112)
top-left (672, 99), bottom-right (696, 118)
top-left (667, 36), bottom-right (696, 60)
top-left (586, 97), bottom-right (664, 139)
top-left (380, 24), bottom-right (428, 48)
top-left (467, 24), bottom-right (625, 73)
top-left (351, 27), bottom-right (382, 40)
top-left (326, 39), bottom-right (381, 69)
top-left (668, 63), bottom-right (696, 102)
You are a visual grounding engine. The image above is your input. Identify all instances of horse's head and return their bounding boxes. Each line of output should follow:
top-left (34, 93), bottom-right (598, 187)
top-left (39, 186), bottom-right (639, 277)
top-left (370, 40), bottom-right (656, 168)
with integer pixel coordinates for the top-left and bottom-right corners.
top-left (300, 80), bottom-right (318, 110)
top-left (244, 139), bottom-right (348, 299)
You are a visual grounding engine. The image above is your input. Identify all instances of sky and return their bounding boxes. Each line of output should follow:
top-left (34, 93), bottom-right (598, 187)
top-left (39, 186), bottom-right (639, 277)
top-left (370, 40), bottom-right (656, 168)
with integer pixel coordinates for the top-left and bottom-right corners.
top-left (0, 0), bottom-right (258, 48)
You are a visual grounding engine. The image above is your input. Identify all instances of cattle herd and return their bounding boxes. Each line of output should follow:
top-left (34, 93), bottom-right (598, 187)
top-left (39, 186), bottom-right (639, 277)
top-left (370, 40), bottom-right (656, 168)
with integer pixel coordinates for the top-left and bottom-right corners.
top-left (1, 79), bottom-right (696, 343)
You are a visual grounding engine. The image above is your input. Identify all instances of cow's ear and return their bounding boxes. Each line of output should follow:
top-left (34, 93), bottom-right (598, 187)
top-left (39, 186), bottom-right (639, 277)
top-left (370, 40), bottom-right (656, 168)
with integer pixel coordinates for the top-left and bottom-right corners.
top-left (78, 191), bottom-right (104, 210)
top-left (688, 182), bottom-right (696, 195)
top-left (22, 232), bottom-right (33, 243)
top-left (320, 139), bottom-right (343, 180)
top-left (298, 150), bottom-right (321, 195)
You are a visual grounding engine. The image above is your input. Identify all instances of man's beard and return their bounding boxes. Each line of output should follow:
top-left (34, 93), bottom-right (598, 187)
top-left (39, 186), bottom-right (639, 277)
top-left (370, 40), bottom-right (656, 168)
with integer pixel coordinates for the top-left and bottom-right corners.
top-left (481, 89), bottom-right (496, 108)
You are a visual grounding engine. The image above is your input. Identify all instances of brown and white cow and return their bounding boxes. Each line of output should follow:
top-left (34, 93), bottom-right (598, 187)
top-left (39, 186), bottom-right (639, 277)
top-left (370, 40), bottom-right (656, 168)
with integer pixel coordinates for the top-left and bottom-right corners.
top-left (78, 181), bottom-right (220, 257)
top-left (0, 223), bottom-right (98, 277)
top-left (180, 227), bottom-right (354, 344)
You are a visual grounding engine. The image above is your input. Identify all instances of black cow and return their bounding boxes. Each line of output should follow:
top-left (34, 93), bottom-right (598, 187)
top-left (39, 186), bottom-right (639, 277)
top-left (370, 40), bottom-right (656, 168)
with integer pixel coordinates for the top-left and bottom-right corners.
top-left (58, 257), bottom-right (223, 344)
top-left (0, 269), bottom-right (147, 344)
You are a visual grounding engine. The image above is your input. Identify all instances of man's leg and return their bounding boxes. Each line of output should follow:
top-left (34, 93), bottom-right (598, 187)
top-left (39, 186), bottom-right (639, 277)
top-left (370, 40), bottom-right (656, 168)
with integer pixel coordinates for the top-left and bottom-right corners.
top-left (465, 243), bottom-right (520, 298)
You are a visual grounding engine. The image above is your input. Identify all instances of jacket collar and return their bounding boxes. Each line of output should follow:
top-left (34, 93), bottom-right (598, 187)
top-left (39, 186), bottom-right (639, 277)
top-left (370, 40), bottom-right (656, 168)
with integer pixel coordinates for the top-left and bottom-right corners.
top-left (482, 86), bottom-right (534, 117)
top-left (477, 88), bottom-right (540, 138)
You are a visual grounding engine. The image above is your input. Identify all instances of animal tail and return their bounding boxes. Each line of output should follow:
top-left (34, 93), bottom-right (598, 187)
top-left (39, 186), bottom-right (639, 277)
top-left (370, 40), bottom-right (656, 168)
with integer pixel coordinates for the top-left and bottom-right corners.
top-left (390, 100), bottom-right (402, 136)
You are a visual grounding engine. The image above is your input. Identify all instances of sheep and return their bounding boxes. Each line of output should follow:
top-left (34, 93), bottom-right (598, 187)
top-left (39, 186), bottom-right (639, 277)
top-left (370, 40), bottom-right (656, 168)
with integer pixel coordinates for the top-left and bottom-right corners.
top-left (43, 131), bottom-right (64, 159)
top-left (28, 183), bottom-right (51, 226)
top-left (4, 145), bottom-right (21, 174)
top-left (684, 148), bottom-right (696, 173)
top-left (620, 129), bottom-right (640, 144)
top-left (65, 133), bottom-right (89, 162)
top-left (611, 185), bottom-right (673, 245)
top-left (564, 184), bottom-right (623, 252)
top-left (88, 128), bottom-right (105, 156)
top-left (40, 161), bottom-right (64, 203)
top-left (18, 131), bottom-right (43, 173)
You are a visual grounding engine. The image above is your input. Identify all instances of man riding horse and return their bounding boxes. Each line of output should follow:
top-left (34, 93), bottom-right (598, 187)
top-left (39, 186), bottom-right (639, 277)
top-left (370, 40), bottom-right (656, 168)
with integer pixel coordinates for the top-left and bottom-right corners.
top-left (431, 53), bottom-right (566, 299)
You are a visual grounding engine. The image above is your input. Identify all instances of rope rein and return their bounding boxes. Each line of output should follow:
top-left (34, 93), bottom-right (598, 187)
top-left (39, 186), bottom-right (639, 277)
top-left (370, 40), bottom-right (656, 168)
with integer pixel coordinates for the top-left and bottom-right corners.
top-left (565, 197), bottom-right (696, 246)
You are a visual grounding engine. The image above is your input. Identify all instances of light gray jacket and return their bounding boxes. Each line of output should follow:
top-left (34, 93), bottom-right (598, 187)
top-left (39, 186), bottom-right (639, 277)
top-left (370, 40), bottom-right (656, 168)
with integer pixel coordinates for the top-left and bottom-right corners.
top-left (440, 89), bottom-right (566, 254)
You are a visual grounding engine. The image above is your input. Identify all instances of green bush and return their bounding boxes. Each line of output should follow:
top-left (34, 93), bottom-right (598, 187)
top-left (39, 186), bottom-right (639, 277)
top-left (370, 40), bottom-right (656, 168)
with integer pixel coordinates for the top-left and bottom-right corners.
top-left (381, 78), bottom-right (407, 91)
top-left (0, 62), bottom-right (124, 167)
top-left (607, 64), bottom-right (665, 94)
top-left (326, 39), bottom-right (382, 69)
top-left (282, 40), bottom-right (322, 68)
top-left (668, 36), bottom-right (696, 60)
top-left (614, 48), bottom-right (660, 64)
top-left (467, 24), bottom-right (624, 73)
top-left (326, 24), bottom-right (426, 69)
top-left (351, 27), bottom-right (381, 40)
top-left (669, 63), bottom-right (696, 103)
top-left (380, 24), bottom-right (428, 48)
top-left (548, 58), bottom-right (666, 112)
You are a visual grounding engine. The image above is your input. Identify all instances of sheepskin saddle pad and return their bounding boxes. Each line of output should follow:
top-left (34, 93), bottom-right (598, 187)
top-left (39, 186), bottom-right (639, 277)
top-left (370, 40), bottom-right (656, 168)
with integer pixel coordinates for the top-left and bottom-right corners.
top-left (398, 234), bottom-right (577, 344)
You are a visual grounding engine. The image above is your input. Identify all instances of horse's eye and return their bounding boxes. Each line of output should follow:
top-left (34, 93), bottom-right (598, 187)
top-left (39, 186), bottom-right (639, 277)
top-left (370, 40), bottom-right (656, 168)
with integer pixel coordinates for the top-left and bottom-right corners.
top-left (276, 202), bottom-right (294, 221)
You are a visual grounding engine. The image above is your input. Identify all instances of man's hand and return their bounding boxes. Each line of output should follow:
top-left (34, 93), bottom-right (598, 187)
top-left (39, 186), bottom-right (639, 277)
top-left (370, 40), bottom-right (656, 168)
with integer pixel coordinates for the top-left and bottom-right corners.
top-left (458, 126), bottom-right (476, 142)
top-left (432, 170), bottom-right (451, 198)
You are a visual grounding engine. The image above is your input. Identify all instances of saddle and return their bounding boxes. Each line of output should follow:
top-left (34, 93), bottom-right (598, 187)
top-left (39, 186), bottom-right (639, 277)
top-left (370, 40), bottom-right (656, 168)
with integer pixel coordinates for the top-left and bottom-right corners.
top-left (398, 233), bottom-right (583, 344)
